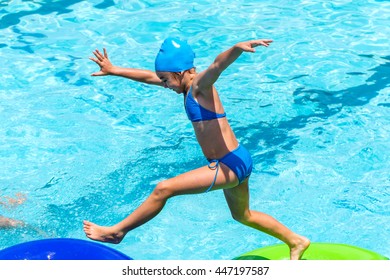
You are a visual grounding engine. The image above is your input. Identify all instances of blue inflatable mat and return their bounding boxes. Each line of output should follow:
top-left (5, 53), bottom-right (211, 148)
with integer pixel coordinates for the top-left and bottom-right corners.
top-left (0, 238), bottom-right (132, 260)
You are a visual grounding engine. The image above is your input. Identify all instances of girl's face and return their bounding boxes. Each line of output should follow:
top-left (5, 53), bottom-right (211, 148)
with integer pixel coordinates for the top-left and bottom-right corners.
top-left (156, 72), bottom-right (183, 94)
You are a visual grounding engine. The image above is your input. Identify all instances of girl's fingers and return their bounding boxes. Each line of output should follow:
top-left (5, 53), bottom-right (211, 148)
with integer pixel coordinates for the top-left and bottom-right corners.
top-left (261, 39), bottom-right (273, 46)
top-left (89, 57), bottom-right (100, 64)
top-left (251, 39), bottom-right (273, 48)
top-left (94, 49), bottom-right (104, 60)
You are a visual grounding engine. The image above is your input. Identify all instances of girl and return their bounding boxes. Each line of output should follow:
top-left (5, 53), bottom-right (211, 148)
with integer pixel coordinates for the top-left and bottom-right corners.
top-left (84, 38), bottom-right (310, 260)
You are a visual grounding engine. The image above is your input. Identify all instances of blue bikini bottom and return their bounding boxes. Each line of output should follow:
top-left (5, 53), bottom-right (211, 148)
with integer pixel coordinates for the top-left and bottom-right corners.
top-left (206, 145), bottom-right (253, 192)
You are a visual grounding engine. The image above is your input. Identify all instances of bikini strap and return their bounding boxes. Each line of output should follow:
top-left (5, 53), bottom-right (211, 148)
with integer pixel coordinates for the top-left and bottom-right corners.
top-left (205, 160), bottom-right (219, 193)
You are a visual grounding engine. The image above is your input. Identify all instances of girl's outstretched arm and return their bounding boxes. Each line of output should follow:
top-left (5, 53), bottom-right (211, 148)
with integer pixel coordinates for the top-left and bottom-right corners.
top-left (196, 39), bottom-right (273, 91)
top-left (90, 48), bottom-right (164, 86)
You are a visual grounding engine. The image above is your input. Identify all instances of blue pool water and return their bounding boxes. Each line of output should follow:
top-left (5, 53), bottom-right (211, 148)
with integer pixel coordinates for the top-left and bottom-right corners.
top-left (0, 0), bottom-right (389, 260)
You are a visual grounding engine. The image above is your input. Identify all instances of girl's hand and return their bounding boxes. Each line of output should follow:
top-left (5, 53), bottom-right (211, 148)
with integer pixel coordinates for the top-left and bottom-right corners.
top-left (89, 48), bottom-right (114, 76)
top-left (236, 39), bottom-right (273, 53)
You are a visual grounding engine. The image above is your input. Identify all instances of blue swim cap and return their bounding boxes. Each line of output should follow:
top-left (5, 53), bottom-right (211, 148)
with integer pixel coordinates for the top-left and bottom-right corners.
top-left (155, 37), bottom-right (195, 72)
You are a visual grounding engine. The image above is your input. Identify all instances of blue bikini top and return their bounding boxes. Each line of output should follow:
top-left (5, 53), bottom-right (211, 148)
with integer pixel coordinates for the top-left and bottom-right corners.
top-left (185, 88), bottom-right (226, 122)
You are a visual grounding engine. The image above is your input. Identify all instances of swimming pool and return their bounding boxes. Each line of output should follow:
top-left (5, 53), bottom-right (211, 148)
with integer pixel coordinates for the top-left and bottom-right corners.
top-left (0, 0), bottom-right (389, 260)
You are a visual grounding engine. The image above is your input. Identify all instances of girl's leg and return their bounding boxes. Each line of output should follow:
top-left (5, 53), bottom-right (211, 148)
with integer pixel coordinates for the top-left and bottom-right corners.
top-left (223, 180), bottom-right (310, 260)
top-left (83, 164), bottom-right (238, 244)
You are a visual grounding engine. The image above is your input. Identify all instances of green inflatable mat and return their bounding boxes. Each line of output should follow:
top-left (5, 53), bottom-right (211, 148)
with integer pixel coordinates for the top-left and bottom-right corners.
top-left (234, 243), bottom-right (389, 260)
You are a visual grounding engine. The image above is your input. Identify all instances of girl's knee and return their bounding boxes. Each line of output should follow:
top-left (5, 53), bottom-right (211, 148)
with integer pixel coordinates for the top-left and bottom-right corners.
top-left (231, 210), bottom-right (251, 225)
top-left (152, 180), bottom-right (175, 200)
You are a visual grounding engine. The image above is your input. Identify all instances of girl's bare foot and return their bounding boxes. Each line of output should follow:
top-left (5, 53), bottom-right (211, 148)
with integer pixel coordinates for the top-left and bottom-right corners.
top-left (290, 235), bottom-right (311, 260)
top-left (83, 220), bottom-right (124, 244)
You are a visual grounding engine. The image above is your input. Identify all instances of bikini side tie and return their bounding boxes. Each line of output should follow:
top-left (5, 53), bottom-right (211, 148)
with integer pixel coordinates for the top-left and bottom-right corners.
top-left (206, 159), bottom-right (219, 193)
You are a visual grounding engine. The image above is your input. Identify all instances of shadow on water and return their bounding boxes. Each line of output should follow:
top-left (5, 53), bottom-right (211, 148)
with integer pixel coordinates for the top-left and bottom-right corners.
top-left (0, 0), bottom-right (115, 29)
top-left (6, 26), bottom-right (46, 53)
top-left (235, 55), bottom-right (390, 170)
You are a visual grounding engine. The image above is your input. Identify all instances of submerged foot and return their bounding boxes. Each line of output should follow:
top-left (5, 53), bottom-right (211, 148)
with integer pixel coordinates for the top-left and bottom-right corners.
top-left (83, 220), bottom-right (124, 244)
top-left (290, 235), bottom-right (310, 260)
top-left (10, 219), bottom-right (25, 227)
top-left (0, 216), bottom-right (25, 229)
